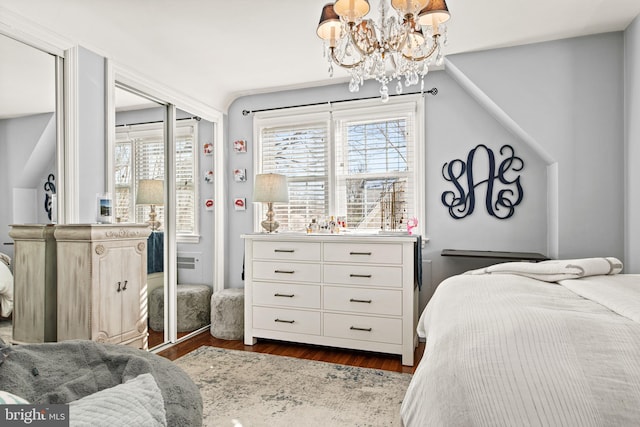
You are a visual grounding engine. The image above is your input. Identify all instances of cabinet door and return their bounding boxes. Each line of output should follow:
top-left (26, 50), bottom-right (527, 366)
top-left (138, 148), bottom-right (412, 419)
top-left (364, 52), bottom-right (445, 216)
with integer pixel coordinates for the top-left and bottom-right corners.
top-left (97, 245), bottom-right (125, 342)
top-left (96, 243), bottom-right (144, 344)
top-left (119, 244), bottom-right (144, 343)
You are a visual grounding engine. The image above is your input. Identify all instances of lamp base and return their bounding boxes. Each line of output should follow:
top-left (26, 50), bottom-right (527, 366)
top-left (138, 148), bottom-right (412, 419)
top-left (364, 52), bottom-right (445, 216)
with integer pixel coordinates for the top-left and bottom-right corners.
top-left (148, 205), bottom-right (161, 231)
top-left (260, 219), bottom-right (280, 233)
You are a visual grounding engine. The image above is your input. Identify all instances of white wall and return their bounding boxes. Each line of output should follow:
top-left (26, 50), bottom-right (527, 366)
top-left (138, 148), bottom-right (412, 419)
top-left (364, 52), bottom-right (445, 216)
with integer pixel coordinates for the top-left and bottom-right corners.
top-left (77, 46), bottom-right (106, 223)
top-left (226, 32), bottom-right (626, 311)
top-left (625, 16), bottom-right (640, 273)
top-left (448, 32), bottom-right (625, 261)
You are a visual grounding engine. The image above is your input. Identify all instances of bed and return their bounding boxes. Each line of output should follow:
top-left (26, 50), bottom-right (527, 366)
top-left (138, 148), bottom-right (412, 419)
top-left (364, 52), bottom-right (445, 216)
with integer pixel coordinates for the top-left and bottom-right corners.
top-left (0, 253), bottom-right (13, 318)
top-left (401, 257), bottom-right (640, 426)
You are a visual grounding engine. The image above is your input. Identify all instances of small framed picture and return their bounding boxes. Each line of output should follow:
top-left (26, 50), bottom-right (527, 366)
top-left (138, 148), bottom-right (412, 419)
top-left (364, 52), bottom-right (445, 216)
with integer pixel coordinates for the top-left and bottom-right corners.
top-left (233, 168), bottom-right (247, 182)
top-left (204, 170), bottom-right (214, 183)
top-left (203, 143), bottom-right (213, 156)
top-left (204, 199), bottom-right (214, 211)
top-left (233, 197), bottom-right (246, 211)
top-left (233, 139), bottom-right (247, 153)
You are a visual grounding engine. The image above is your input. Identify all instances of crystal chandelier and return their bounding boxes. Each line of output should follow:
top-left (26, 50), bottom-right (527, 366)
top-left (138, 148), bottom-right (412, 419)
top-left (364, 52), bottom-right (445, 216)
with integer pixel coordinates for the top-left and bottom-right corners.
top-left (316, 0), bottom-right (450, 102)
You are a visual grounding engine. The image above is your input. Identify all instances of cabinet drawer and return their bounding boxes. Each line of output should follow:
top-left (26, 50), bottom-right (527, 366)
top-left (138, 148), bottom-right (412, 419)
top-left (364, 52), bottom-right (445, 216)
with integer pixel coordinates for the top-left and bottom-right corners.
top-left (323, 264), bottom-right (402, 287)
top-left (324, 313), bottom-right (402, 345)
top-left (253, 241), bottom-right (321, 261)
top-left (253, 282), bottom-right (320, 309)
top-left (253, 261), bottom-right (321, 283)
top-left (323, 243), bottom-right (402, 264)
top-left (324, 286), bottom-right (402, 316)
top-left (253, 306), bottom-right (320, 335)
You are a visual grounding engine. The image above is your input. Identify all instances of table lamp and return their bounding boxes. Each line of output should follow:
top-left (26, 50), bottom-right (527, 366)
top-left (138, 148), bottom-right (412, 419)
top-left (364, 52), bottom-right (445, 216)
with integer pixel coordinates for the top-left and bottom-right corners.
top-left (253, 173), bottom-right (289, 233)
top-left (136, 179), bottom-right (164, 230)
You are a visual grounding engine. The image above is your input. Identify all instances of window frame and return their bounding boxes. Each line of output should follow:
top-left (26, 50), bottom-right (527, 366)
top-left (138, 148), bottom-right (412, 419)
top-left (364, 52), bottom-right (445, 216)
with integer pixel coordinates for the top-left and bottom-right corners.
top-left (253, 95), bottom-right (425, 235)
top-left (115, 119), bottom-right (200, 242)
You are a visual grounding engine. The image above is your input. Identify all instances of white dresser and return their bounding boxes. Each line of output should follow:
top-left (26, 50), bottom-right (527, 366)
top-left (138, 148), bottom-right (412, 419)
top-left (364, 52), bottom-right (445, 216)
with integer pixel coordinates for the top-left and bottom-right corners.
top-left (242, 233), bottom-right (420, 366)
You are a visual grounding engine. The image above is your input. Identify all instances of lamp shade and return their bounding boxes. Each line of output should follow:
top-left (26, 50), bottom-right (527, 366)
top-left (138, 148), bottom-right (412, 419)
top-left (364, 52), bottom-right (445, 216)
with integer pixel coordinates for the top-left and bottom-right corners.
top-left (136, 179), bottom-right (164, 205)
top-left (253, 173), bottom-right (289, 203)
top-left (418, 0), bottom-right (451, 26)
top-left (317, 3), bottom-right (343, 41)
top-left (334, 0), bottom-right (370, 23)
top-left (391, 0), bottom-right (429, 15)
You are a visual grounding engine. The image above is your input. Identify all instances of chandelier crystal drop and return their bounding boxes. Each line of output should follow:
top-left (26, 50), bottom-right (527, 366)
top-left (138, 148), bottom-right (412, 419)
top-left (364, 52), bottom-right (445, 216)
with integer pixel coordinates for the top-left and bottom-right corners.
top-left (317, 0), bottom-right (450, 102)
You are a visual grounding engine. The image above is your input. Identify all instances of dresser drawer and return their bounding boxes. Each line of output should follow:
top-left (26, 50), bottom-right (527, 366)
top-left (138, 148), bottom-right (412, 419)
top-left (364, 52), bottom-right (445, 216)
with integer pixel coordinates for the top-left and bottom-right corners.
top-left (253, 282), bottom-right (320, 309)
top-left (324, 313), bottom-right (402, 345)
top-left (253, 241), bottom-right (321, 261)
top-left (323, 243), bottom-right (402, 265)
top-left (324, 286), bottom-right (402, 316)
top-left (253, 306), bottom-right (321, 335)
top-left (253, 261), bottom-right (321, 283)
top-left (323, 264), bottom-right (402, 287)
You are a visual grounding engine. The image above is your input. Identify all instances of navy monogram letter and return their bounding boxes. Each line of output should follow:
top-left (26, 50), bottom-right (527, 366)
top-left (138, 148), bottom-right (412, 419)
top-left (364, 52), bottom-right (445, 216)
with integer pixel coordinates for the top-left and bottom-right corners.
top-left (441, 144), bottom-right (524, 219)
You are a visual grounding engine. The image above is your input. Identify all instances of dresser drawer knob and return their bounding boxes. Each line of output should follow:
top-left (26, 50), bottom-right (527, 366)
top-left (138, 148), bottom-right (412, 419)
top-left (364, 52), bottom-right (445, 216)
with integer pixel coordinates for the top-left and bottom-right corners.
top-left (349, 298), bottom-right (372, 304)
top-left (274, 270), bottom-right (295, 274)
top-left (349, 251), bottom-right (372, 256)
top-left (350, 326), bottom-right (372, 332)
top-left (274, 293), bottom-right (295, 298)
top-left (275, 318), bottom-right (295, 324)
top-left (274, 249), bottom-right (295, 253)
top-left (349, 274), bottom-right (372, 278)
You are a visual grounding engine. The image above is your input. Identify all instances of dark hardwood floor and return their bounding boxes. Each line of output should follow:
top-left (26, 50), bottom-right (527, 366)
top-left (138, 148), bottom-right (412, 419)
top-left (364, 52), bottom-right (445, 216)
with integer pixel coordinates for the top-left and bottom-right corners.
top-left (157, 330), bottom-right (425, 374)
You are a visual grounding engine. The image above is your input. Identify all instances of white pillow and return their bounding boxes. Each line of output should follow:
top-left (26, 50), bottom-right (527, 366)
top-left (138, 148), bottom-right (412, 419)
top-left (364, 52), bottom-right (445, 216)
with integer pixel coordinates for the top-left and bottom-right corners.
top-left (69, 373), bottom-right (167, 427)
top-left (0, 390), bottom-right (28, 404)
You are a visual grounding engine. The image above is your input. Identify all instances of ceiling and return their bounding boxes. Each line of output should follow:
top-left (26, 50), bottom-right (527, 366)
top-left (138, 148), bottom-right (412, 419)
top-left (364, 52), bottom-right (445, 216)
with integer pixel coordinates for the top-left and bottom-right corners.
top-left (1, 0), bottom-right (639, 114)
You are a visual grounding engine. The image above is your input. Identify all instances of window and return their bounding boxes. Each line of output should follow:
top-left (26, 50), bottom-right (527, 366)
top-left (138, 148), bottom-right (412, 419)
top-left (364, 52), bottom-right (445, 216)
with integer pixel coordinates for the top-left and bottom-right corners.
top-left (255, 97), bottom-right (424, 233)
top-left (115, 119), bottom-right (198, 237)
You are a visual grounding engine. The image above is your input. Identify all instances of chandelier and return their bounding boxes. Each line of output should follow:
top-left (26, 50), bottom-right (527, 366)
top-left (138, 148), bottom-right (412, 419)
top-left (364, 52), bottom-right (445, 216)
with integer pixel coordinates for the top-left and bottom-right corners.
top-left (316, 0), bottom-right (450, 102)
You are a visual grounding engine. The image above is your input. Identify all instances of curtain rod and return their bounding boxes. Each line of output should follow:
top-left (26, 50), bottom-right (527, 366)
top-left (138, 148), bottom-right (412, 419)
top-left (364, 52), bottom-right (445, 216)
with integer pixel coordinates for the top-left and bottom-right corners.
top-left (115, 116), bottom-right (201, 127)
top-left (241, 87), bottom-right (438, 116)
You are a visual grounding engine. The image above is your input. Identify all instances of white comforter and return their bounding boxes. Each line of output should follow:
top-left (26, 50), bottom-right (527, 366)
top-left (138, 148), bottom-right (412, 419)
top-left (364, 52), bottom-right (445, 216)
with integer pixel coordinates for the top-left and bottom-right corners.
top-left (401, 272), bottom-right (640, 426)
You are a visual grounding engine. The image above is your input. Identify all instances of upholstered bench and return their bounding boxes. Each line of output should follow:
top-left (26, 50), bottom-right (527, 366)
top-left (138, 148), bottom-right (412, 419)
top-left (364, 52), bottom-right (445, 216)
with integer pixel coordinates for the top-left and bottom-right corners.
top-left (210, 288), bottom-right (244, 340)
top-left (149, 284), bottom-right (213, 332)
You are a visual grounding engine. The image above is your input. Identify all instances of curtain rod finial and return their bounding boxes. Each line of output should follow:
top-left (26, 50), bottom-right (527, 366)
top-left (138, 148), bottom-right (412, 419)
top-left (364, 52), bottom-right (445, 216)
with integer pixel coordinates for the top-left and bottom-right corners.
top-left (242, 110), bottom-right (251, 116)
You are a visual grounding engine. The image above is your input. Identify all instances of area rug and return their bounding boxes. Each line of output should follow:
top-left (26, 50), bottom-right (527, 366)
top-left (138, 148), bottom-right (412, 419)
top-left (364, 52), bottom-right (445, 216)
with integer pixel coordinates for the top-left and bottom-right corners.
top-left (174, 346), bottom-right (412, 427)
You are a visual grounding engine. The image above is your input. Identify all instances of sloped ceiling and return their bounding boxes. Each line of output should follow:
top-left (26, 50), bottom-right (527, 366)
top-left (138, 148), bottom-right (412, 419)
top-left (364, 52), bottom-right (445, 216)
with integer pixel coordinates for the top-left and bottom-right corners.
top-left (0, 0), bottom-right (639, 113)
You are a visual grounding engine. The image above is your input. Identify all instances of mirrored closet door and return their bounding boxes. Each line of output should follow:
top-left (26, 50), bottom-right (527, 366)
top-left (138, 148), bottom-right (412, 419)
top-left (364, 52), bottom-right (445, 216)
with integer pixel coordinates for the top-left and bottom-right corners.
top-left (112, 84), bottom-right (218, 350)
top-left (114, 85), bottom-right (168, 349)
top-left (0, 33), bottom-right (60, 344)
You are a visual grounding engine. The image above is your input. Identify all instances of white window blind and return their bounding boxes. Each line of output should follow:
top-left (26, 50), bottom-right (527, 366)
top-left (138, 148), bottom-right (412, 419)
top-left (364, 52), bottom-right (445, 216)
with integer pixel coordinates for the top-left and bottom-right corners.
top-left (115, 120), bottom-right (198, 235)
top-left (255, 97), bottom-right (423, 233)
top-left (260, 121), bottom-right (329, 232)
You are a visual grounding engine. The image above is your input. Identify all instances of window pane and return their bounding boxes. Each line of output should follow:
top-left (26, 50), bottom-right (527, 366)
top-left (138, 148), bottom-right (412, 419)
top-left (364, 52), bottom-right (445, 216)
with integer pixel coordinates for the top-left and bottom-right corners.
top-left (261, 122), bottom-right (328, 232)
top-left (115, 121), bottom-right (198, 235)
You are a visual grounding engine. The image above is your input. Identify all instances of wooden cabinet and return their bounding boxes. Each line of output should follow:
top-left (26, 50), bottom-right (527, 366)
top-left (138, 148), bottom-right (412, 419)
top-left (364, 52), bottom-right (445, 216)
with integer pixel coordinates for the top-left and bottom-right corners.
top-left (55, 224), bottom-right (151, 349)
top-left (242, 233), bottom-right (419, 366)
top-left (9, 224), bottom-right (57, 343)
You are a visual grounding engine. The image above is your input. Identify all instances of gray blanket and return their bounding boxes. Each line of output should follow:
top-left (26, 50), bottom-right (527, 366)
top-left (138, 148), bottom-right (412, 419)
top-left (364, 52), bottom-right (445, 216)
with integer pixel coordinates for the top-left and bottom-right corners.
top-left (0, 340), bottom-right (202, 427)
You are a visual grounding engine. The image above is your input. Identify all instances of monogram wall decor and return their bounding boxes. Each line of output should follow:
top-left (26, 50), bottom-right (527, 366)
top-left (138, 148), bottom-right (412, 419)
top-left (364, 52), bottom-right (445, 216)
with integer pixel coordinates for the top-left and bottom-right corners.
top-left (43, 173), bottom-right (56, 221)
top-left (441, 144), bottom-right (524, 220)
